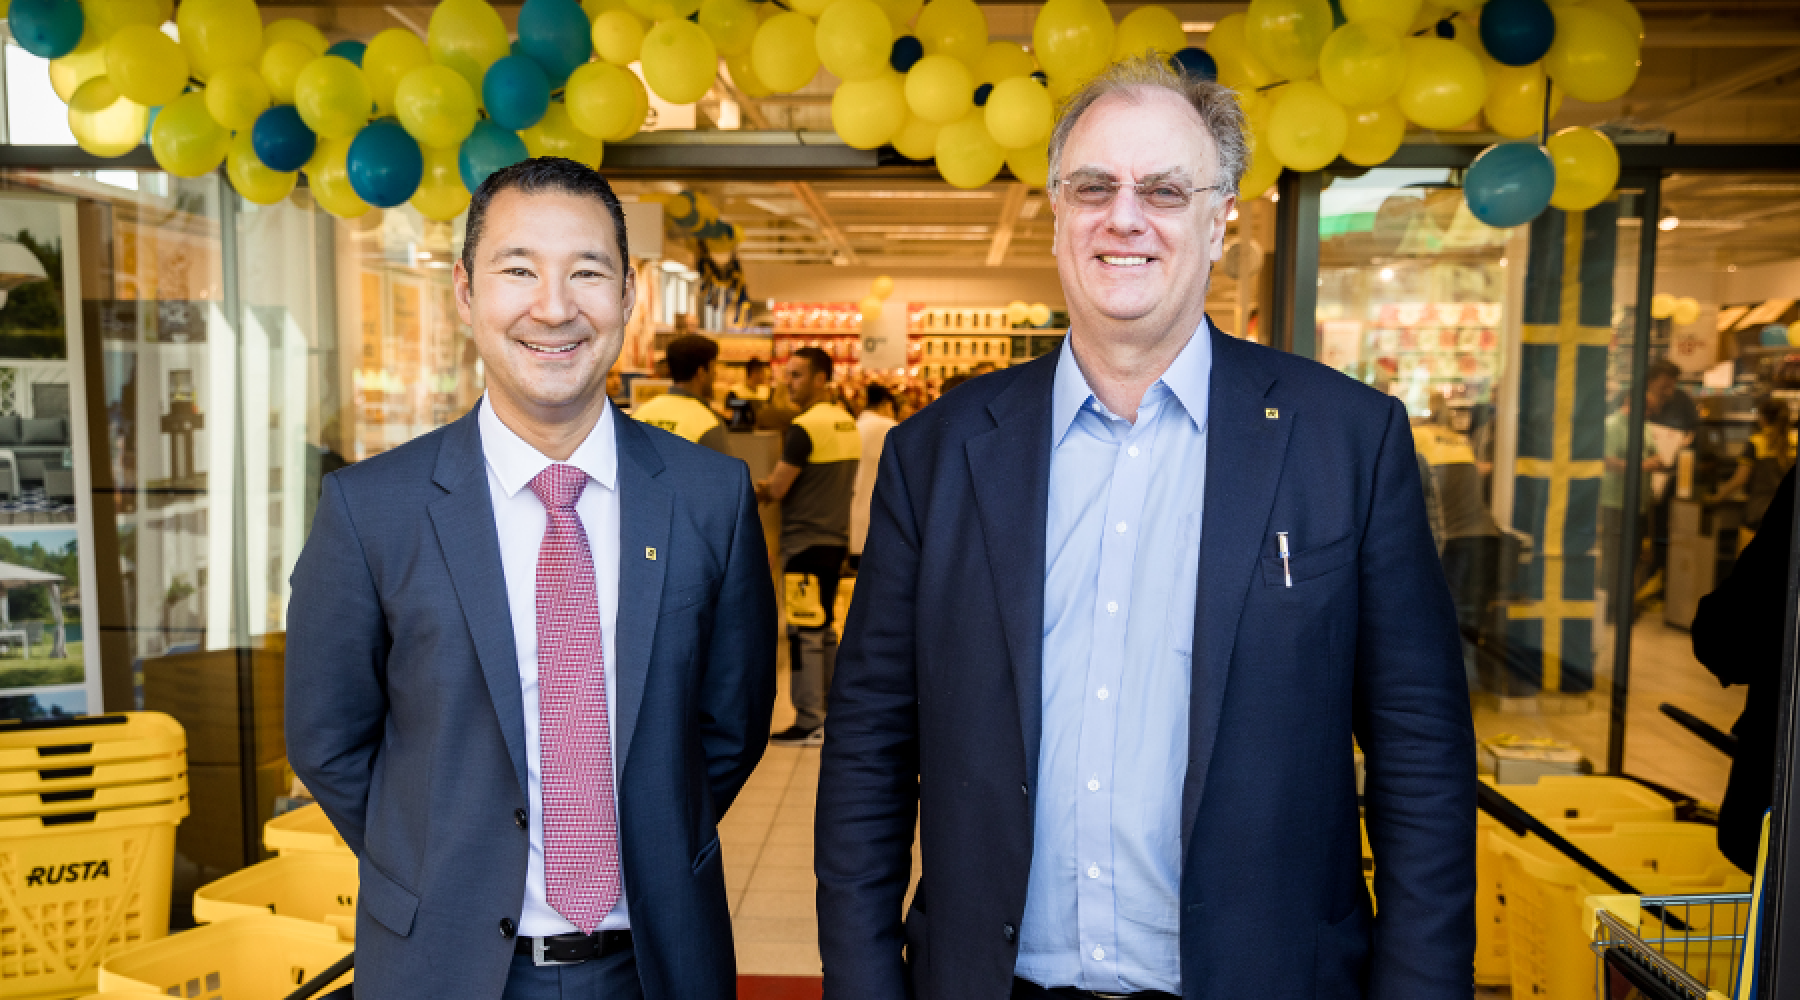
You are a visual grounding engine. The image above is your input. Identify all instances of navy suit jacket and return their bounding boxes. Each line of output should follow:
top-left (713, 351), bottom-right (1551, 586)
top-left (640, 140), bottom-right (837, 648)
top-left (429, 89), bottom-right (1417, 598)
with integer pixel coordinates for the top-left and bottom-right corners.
top-left (286, 406), bottom-right (776, 1000)
top-left (817, 328), bottom-right (1477, 1000)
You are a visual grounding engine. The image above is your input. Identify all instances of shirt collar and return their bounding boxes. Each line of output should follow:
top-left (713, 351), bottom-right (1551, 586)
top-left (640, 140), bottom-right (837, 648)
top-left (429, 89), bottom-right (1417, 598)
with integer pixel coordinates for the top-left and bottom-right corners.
top-left (478, 393), bottom-right (618, 498)
top-left (1051, 317), bottom-right (1214, 444)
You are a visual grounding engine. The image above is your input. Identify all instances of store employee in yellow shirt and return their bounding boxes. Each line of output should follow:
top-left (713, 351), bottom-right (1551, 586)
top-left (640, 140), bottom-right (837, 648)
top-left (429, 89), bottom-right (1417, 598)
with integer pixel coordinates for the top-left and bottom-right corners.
top-left (633, 334), bottom-right (729, 453)
top-left (756, 347), bottom-right (860, 746)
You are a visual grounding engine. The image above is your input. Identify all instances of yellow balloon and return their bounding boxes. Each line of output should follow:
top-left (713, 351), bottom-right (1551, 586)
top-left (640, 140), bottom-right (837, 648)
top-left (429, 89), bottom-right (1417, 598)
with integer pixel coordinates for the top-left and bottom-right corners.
top-left (641, 19), bottom-right (717, 104)
top-left (50, 37), bottom-right (110, 103)
top-left (1397, 36), bottom-right (1486, 129)
top-left (226, 131), bottom-right (298, 205)
top-left (1005, 138), bottom-right (1050, 188)
top-left (204, 65), bottom-right (270, 130)
top-left (522, 101), bottom-right (606, 166)
top-left (1340, 101), bottom-right (1404, 165)
top-left (984, 76), bottom-right (1052, 149)
top-left (818, 0), bottom-right (895, 82)
top-left (1581, 0), bottom-right (1642, 39)
top-left (296, 56), bottom-right (371, 140)
top-left (1209, 14), bottom-right (1277, 92)
top-left (1239, 129), bottom-right (1283, 198)
top-left (1340, 0), bottom-right (1421, 32)
top-left (1650, 293), bottom-right (1676, 320)
top-left (396, 65), bottom-right (480, 149)
top-left (871, 0), bottom-right (922, 34)
top-left (565, 60), bottom-right (641, 139)
top-left (1433, 0), bottom-right (1481, 11)
top-left (1027, 302), bottom-right (1052, 326)
top-left (860, 296), bottom-right (884, 322)
top-left (1483, 61), bottom-right (1561, 139)
top-left (751, 12), bottom-right (820, 94)
top-left (1547, 125), bottom-right (1619, 211)
top-left (265, 18), bottom-right (328, 57)
top-left (1318, 22), bottom-right (1404, 109)
top-left (608, 68), bottom-right (650, 140)
top-left (935, 109), bottom-right (1004, 189)
top-left (832, 72), bottom-right (908, 149)
top-left (1032, 0), bottom-right (1113, 83)
top-left (725, 49), bottom-right (772, 98)
top-left (429, 0), bottom-right (511, 98)
top-left (1245, 0), bottom-right (1334, 81)
top-left (697, 0), bottom-right (756, 57)
top-left (364, 29), bottom-right (432, 116)
top-left (1545, 5), bottom-right (1638, 103)
top-left (149, 92), bottom-right (228, 176)
top-left (905, 54), bottom-right (973, 124)
top-left (1112, 5), bottom-right (1186, 61)
top-left (592, 10), bottom-right (646, 65)
top-left (104, 24), bottom-right (188, 108)
top-left (917, 0), bottom-right (988, 69)
top-left (1267, 80), bottom-right (1347, 171)
top-left (261, 41), bottom-right (316, 105)
top-left (1006, 301), bottom-right (1030, 324)
top-left (628, 0), bottom-right (701, 20)
top-left (581, 0), bottom-right (636, 20)
top-left (177, 0), bottom-right (263, 80)
top-left (412, 145), bottom-right (471, 221)
top-left (1672, 297), bottom-right (1700, 327)
top-left (84, 0), bottom-right (166, 43)
top-left (306, 137), bottom-right (371, 219)
top-left (891, 112), bottom-right (940, 159)
top-left (783, 0), bottom-right (832, 16)
top-left (871, 275), bottom-right (895, 299)
top-left (68, 76), bottom-right (147, 157)
top-left (976, 41), bottom-right (1035, 86)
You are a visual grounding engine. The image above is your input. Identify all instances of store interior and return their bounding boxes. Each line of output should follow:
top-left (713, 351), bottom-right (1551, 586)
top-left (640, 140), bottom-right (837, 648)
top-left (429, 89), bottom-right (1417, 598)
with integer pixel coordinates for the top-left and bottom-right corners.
top-left (0, 0), bottom-right (1793, 996)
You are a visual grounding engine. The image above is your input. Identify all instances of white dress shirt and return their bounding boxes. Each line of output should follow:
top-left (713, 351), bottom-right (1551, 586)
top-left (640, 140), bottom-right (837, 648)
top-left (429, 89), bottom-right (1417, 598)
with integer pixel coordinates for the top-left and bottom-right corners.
top-left (478, 395), bottom-right (629, 935)
top-left (849, 409), bottom-right (896, 555)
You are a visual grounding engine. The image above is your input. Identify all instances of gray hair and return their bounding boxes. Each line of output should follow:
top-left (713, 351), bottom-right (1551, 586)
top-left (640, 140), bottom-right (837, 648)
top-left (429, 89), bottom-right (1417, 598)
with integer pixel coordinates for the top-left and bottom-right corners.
top-left (1046, 56), bottom-right (1251, 199)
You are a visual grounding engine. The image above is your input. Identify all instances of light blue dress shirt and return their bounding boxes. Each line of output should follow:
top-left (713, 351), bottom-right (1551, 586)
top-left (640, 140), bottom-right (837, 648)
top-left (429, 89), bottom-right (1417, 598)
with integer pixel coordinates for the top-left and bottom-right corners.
top-left (1015, 324), bottom-right (1211, 994)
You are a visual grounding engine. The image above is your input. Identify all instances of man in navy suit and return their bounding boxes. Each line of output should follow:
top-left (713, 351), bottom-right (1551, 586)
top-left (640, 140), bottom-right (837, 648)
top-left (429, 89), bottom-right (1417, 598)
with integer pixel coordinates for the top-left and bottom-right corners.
top-left (817, 59), bottom-right (1476, 1000)
top-left (287, 158), bottom-right (776, 999)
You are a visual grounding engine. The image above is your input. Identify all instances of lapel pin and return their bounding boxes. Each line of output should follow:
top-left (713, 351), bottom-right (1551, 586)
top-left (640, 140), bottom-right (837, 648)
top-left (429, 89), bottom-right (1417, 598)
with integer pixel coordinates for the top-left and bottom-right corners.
top-left (1265, 408), bottom-right (1279, 420)
top-left (646, 547), bottom-right (657, 561)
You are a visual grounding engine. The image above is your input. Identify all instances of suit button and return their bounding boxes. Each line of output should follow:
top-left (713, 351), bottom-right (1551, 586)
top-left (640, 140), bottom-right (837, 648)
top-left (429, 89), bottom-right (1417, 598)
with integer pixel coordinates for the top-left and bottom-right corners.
top-left (514, 808), bottom-right (528, 830)
top-left (1002, 923), bottom-right (1016, 943)
top-left (499, 917), bottom-right (516, 939)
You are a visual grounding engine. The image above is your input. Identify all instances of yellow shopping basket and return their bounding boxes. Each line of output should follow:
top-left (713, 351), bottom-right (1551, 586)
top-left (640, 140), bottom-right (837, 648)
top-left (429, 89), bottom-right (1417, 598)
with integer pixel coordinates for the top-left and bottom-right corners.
top-left (193, 853), bottom-right (360, 939)
top-left (263, 803), bottom-right (350, 857)
top-left (98, 915), bottom-right (352, 1000)
top-left (0, 714), bottom-right (184, 772)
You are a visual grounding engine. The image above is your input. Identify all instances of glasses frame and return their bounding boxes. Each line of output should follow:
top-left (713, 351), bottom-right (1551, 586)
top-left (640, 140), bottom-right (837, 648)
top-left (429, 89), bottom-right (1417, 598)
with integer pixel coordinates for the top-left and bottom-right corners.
top-left (1050, 175), bottom-right (1227, 212)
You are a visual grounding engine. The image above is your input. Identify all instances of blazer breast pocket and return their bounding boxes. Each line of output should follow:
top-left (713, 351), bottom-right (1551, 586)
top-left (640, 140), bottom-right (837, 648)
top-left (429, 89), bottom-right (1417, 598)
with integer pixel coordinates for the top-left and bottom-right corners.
top-left (1261, 532), bottom-right (1357, 588)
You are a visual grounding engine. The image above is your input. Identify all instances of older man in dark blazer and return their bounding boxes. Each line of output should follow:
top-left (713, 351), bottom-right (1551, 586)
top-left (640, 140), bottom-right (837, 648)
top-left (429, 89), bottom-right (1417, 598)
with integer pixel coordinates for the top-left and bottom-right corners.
top-left (817, 60), bottom-right (1476, 1000)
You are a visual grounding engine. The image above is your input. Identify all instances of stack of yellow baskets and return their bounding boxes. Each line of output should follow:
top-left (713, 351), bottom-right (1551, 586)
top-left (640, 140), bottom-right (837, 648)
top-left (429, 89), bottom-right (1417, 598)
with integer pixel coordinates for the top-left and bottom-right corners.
top-left (0, 712), bottom-right (187, 999)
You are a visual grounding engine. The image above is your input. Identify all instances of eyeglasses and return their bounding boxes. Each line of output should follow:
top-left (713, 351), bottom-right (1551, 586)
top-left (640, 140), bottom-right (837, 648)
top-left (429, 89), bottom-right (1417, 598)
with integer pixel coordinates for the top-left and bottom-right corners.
top-left (1051, 175), bottom-right (1225, 212)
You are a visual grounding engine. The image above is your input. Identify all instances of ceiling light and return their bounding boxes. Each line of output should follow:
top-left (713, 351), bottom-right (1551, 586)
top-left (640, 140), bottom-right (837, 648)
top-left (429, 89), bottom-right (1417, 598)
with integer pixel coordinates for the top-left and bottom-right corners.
top-left (1180, 21), bottom-right (1215, 32)
top-left (1659, 216), bottom-right (1680, 231)
top-left (1379, 267), bottom-right (1394, 282)
top-left (1269, 191), bottom-right (1280, 203)
top-left (1499, 258), bottom-right (1507, 267)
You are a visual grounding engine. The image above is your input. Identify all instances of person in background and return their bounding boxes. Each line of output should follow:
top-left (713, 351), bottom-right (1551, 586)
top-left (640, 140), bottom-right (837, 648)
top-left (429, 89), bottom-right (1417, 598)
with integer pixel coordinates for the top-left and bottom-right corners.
top-left (631, 334), bottom-right (729, 454)
top-left (1642, 359), bottom-right (1699, 594)
top-left (756, 347), bottom-right (860, 747)
top-left (849, 384), bottom-right (899, 572)
top-left (1711, 396), bottom-right (1795, 530)
top-left (1414, 395), bottom-right (1499, 659)
top-left (1647, 359), bottom-right (1701, 436)
top-left (606, 370), bottom-right (629, 411)
top-left (973, 361), bottom-right (998, 376)
top-left (1692, 465), bottom-right (1794, 873)
top-left (1600, 392), bottom-right (1663, 623)
top-left (727, 358), bottom-right (773, 429)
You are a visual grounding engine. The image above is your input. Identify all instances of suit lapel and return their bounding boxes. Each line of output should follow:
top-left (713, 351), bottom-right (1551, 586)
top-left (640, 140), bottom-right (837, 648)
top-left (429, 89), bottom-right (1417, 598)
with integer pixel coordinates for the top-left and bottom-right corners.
top-left (965, 354), bottom-right (1056, 781)
top-left (427, 410), bottom-right (531, 796)
top-left (1182, 329), bottom-right (1293, 851)
top-left (611, 415), bottom-right (670, 771)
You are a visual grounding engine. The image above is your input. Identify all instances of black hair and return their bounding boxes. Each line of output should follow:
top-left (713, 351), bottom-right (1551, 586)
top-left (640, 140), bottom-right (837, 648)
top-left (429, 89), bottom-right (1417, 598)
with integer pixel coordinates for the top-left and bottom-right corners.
top-left (1647, 359), bottom-right (1682, 384)
top-left (793, 346), bottom-right (833, 381)
top-left (865, 383), bottom-right (895, 410)
top-left (665, 334), bottom-right (720, 383)
top-left (462, 157), bottom-right (630, 281)
top-left (745, 358), bottom-right (770, 376)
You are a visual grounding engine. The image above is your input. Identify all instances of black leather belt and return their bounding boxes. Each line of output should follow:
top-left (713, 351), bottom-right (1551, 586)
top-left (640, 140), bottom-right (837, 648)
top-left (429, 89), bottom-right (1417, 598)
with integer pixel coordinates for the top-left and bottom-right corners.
top-left (1012, 978), bottom-right (1180, 1000)
top-left (514, 928), bottom-right (632, 966)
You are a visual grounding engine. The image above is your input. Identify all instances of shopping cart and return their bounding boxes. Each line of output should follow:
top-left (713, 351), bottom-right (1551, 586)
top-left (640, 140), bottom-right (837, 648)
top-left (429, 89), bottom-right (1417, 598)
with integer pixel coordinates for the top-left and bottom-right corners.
top-left (1593, 893), bottom-right (1754, 1000)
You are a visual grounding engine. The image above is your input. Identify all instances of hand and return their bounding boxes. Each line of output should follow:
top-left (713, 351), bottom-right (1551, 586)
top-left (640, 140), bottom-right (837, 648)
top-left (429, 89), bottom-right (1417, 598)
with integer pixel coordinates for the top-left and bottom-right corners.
top-left (754, 481), bottom-right (772, 504)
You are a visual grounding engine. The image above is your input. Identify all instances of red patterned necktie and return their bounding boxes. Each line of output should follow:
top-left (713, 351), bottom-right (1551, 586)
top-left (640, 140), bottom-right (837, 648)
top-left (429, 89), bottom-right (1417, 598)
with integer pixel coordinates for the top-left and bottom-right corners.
top-left (529, 463), bottom-right (622, 934)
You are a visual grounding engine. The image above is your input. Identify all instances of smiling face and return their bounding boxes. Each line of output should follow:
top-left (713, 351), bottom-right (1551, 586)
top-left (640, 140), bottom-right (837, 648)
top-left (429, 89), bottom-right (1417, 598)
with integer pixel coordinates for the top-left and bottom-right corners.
top-left (454, 186), bottom-right (635, 444)
top-left (1052, 87), bottom-right (1235, 351)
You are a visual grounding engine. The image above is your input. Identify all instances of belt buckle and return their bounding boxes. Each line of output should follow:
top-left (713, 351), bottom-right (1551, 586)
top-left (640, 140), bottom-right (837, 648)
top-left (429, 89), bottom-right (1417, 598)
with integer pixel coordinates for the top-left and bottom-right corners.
top-left (531, 937), bottom-right (582, 967)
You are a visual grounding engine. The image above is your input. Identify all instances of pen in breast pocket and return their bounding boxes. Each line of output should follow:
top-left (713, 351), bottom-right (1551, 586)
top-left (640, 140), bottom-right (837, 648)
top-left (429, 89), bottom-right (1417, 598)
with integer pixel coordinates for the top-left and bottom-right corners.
top-left (1277, 532), bottom-right (1292, 588)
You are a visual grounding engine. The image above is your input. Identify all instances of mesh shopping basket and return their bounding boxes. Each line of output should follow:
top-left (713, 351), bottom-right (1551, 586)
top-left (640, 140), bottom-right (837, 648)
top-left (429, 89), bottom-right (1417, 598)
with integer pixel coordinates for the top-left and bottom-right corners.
top-left (193, 853), bottom-right (359, 940)
top-left (98, 914), bottom-right (352, 1000)
top-left (263, 804), bottom-right (349, 857)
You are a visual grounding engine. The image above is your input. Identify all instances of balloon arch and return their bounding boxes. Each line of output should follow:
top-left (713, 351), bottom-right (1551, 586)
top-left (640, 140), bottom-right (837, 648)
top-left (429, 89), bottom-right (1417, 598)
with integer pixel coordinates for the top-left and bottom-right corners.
top-left (12, 0), bottom-right (1642, 231)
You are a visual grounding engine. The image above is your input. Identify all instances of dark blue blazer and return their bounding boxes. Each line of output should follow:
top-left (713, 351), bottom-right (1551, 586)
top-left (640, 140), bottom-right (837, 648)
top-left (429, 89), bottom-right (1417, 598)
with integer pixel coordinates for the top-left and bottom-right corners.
top-left (286, 406), bottom-right (776, 1000)
top-left (817, 328), bottom-right (1477, 1000)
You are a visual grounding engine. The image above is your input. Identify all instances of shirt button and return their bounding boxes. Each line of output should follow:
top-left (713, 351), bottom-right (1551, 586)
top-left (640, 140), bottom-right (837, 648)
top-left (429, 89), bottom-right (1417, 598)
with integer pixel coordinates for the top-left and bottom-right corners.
top-left (1097, 687), bottom-right (1109, 701)
top-left (1087, 864), bottom-right (1100, 879)
top-left (1106, 601), bottom-right (1118, 614)
top-left (1088, 778), bottom-right (1100, 791)
top-left (1092, 946), bottom-right (1106, 961)
top-left (499, 917), bottom-right (517, 939)
top-left (1128, 445), bottom-right (1139, 457)
top-left (1115, 521), bottom-right (1128, 534)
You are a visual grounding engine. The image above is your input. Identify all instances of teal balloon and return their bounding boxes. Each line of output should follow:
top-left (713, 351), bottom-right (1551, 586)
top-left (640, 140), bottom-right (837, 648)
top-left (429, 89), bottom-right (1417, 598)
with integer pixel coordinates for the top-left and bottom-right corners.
top-left (327, 40), bottom-right (368, 66)
top-left (11, 0), bottom-right (84, 59)
top-left (348, 120), bottom-right (424, 208)
top-left (1465, 141), bottom-right (1555, 228)
top-left (483, 55), bottom-right (551, 131)
top-left (516, 0), bottom-right (593, 86)
top-left (459, 120), bottom-right (529, 192)
top-left (252, 105), bottom-right (317, 172)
